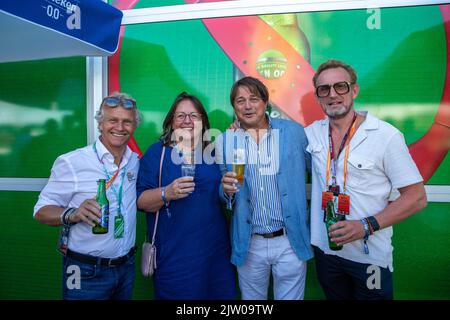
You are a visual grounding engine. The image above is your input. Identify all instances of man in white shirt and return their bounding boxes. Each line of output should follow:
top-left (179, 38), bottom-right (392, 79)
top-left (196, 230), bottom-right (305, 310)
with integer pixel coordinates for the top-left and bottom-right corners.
top-left (34, 92), bottom-right (141, 300)
top-left (305, 59), bottom-right (427, 299)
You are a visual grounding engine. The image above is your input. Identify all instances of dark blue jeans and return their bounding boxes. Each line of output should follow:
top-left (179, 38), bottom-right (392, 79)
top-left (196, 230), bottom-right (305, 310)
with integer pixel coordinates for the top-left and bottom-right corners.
top-left (62, 255), bottom-right (135, 300)
top-left (313, 246), bottom-right (393, 300)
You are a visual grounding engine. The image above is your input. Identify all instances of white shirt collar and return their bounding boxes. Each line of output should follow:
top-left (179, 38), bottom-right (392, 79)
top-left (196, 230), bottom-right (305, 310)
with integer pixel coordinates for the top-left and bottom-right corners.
top-left (95, 137), bottom-right (132, 169)
top-left (320, 110), bottom-right (379, 131)
top-left (358, 111), bottom-right (379, 130)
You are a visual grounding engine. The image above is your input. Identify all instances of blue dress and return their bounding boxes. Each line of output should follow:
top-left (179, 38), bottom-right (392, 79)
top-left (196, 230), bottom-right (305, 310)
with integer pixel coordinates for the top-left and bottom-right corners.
top-left (137, 141), bottom-right (237, 300)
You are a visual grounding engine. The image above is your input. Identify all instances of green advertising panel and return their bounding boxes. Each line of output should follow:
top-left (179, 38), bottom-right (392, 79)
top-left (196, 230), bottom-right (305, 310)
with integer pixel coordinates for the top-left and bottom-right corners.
top-left (117, 5), bottom-right (449, 185)
top-left (0, 58), bottom-right (87, 178)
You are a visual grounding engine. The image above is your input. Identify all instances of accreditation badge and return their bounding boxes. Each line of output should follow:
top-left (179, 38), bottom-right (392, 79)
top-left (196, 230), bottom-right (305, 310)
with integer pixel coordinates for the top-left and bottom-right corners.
top-left (58, 225), bottom-right (70, 256)
top-left (321, 191), bottom-right (333, 210)
top-left (337, 194), bottom-right (350, 215)
top-left (114, 215), bottom-right (125, 239)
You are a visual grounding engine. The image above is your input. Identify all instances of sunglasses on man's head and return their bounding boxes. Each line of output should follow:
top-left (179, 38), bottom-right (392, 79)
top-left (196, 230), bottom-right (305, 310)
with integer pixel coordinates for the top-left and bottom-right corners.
top-left (315, 81), bottom-right (353, 98)
top-left (102, 96), bottom-right (136, 109)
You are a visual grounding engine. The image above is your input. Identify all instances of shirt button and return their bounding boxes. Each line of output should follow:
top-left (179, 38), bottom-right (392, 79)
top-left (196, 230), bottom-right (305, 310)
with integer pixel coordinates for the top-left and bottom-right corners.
top-left (358, 164), bottom-right (362, 168)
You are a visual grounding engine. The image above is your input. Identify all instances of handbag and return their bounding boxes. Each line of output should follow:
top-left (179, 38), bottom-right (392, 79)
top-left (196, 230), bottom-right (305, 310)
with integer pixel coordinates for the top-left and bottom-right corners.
top-left (141, 146), bottom-right (165, 277)
top-left (141, 240), bottom-right (157, 277)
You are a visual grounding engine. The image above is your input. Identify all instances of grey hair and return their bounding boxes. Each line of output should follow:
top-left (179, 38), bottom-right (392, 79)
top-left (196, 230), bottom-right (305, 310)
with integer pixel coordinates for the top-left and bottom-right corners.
top-left (95, 92), bottom-right (142, 131)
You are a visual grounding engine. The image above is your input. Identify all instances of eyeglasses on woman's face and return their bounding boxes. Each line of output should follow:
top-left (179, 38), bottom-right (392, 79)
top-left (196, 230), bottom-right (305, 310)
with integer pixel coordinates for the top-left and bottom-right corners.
top-left (174, 112), bottom-right (202, 122)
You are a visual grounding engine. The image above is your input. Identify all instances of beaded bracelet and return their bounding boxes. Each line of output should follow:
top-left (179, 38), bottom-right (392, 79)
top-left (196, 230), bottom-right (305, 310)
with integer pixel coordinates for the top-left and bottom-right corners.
top-left (60, 207), bottom-right (76, 226)
top-left (365, 217), bottom-right (374, 235)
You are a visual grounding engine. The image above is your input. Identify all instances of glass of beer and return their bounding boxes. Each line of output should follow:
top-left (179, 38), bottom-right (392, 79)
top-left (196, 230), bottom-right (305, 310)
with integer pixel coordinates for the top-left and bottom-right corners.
top-left (232, 148), bottom-right (245, 186)
top-left (226, 148), bottom-right (245, 210)
top-left (232, 163), bottom-right (245, 185)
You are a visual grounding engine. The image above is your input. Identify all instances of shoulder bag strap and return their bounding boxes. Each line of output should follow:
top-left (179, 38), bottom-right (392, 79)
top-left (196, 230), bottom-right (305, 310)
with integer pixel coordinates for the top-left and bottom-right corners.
top-left (150, 146), bottom-right (165, 245)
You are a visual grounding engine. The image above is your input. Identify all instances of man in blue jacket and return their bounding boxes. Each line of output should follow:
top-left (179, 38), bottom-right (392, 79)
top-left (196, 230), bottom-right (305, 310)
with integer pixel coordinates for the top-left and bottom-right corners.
top-left (216, 76), bottom-right (312, 300)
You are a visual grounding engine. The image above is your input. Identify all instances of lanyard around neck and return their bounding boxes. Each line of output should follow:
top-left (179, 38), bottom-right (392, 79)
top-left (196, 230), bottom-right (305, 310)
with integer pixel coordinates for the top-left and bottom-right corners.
top-left (93, 142), bottom-right (127, 212)
top-left (326, 113), bottom-right (357, 193)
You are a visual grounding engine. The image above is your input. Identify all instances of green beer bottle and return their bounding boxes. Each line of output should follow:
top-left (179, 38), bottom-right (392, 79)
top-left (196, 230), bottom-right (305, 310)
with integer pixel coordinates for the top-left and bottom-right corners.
top-left (92, 179), bottom-right (109, 234)
top-left (326, 200), bottom-right (344, 251)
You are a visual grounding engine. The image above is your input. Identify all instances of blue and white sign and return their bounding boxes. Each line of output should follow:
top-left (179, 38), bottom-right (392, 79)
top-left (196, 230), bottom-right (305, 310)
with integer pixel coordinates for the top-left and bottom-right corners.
top-left (0, 0), bottom-right (123, 62)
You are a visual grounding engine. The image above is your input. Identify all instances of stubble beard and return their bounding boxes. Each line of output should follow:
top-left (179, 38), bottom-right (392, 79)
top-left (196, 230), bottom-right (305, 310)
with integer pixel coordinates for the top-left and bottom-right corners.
top-left (325, 101), bottom-right (354, 120)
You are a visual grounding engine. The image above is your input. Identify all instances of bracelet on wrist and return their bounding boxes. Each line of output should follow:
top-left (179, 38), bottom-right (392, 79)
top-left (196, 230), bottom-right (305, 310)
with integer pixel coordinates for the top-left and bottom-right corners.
top-left (60, 208), bottom-right (69, 225)
top-left (161, 186), bottom-right (171, 218)
top-left (66, 208), bottom-right (77, 225)
top-left (360, 218), bottom-right (370, 255)
top-left (365, 217), bottom-right (374, 235)
top-left (161, 187), bottom-right (169, 206)
top-left (61, 208), bottom-right (76, 226)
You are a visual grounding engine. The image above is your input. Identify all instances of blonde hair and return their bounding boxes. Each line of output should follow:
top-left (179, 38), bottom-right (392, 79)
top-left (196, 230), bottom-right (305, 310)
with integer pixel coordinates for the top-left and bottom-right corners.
top-left (312, 59), bottom-right (357, 87)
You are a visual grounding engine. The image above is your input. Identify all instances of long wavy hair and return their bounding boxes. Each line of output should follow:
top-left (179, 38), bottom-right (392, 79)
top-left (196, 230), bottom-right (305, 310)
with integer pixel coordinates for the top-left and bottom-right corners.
top-left (160, 92), bottom-right (211, 149)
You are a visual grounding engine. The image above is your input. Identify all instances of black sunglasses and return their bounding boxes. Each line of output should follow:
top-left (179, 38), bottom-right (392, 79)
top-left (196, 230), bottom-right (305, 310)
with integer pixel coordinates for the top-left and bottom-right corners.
top-left (102, 96), bottom-right (136, 109)
top-left (315, 81), bottom-right (353, 98)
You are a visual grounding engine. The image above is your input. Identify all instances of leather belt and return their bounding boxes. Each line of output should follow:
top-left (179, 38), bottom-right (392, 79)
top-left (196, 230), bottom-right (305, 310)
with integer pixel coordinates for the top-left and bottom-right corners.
top-left (255, 228), bottom-right (285, 238)
top-left (66, 246), bottom-right (137, 266)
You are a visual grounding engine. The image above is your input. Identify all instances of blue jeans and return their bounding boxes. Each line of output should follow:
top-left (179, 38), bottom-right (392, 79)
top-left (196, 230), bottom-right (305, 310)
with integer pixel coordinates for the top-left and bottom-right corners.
top-left (62, 255), bottom-right (135, 300)
top-left (313, 246), bottom-right (393, 300)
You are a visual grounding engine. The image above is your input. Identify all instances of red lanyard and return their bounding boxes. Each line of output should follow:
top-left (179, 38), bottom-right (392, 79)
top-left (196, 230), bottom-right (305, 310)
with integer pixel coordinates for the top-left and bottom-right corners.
top-left (326, 113), bottom-right (357, 193)
top-left (329, 112), bottom-right (357, 160)
top-left (105, 169), bottom-right (120, 190)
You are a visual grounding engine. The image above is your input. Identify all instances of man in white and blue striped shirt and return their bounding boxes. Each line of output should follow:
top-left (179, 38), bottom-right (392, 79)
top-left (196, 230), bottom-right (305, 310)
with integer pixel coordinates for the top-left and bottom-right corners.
top-left (216, 77), bottom-right (312, 300)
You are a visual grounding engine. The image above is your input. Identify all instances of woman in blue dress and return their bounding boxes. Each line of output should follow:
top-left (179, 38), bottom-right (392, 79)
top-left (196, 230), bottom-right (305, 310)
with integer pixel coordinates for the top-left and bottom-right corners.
top-left (137, 92), bottom-right (237, 300)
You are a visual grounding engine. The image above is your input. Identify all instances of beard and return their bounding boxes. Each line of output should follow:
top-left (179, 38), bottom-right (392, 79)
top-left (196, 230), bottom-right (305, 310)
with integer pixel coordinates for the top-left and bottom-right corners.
top-left (325, 101), bottom-right (354, 120)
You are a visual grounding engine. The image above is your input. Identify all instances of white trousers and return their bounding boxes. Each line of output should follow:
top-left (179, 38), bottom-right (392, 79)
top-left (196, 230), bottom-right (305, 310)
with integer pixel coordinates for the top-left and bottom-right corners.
top-left (237, 234), bottom-right (307, 300)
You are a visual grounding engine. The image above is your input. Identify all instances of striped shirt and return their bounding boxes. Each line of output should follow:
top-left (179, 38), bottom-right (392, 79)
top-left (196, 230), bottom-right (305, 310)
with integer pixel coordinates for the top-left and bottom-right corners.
top-left (244, 119), bottom-right (284, 234)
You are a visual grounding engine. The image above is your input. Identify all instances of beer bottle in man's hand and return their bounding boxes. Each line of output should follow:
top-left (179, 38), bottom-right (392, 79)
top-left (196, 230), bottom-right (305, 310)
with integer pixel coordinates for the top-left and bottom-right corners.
top-left (326, 200), bottom-right (344, 251)
top-left (93, 179), bottom-right (109, 234)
